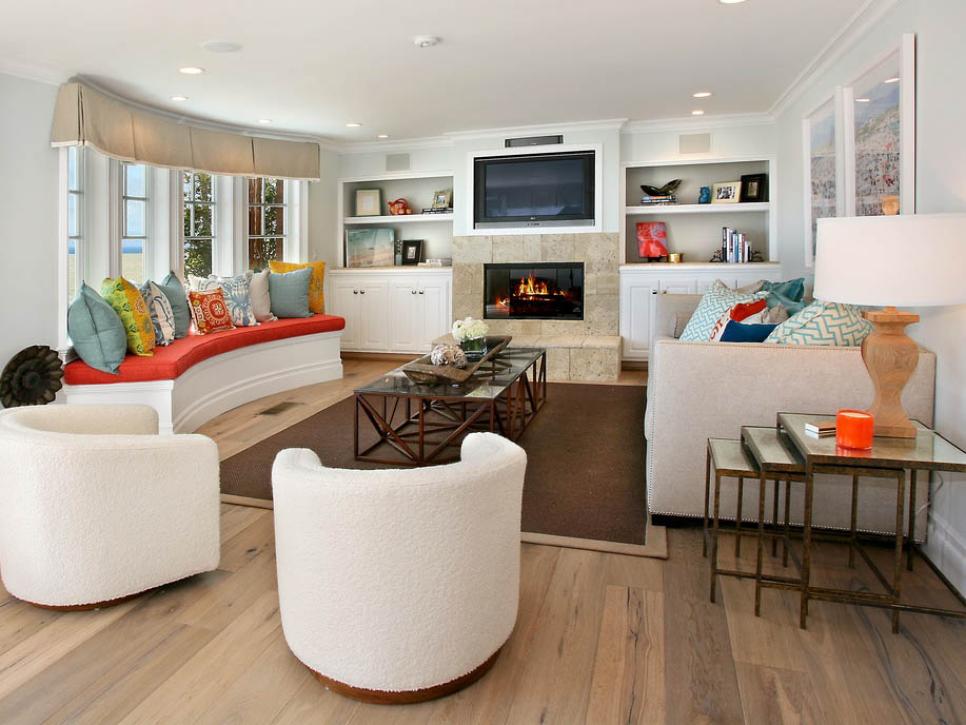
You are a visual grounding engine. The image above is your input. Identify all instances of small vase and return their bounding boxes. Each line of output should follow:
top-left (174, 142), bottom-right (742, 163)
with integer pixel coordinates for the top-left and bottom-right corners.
top-left (460, 336), bottom-right (487, 360)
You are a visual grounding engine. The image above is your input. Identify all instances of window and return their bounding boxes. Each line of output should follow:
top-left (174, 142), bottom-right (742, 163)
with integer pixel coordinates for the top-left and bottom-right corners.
top-left (183, 171), bottom-right (216, 277)
top-left (247, 177), bottom-right (286, 271)
top-left (66, 147), bottom-right (83, 302)
top-left (121, 163), bottom-right (149, 282)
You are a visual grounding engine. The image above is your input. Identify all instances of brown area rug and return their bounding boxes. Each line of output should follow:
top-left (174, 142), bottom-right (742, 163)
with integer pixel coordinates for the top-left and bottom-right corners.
top-left (220, 383), bottom-right (647, 545)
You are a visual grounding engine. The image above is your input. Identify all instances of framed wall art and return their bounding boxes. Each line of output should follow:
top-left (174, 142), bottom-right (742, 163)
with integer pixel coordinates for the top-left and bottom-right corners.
top-left (802, 96), bottom-right (839, 268)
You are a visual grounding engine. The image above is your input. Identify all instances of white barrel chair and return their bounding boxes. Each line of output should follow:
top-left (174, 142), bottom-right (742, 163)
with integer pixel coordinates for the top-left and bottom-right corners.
top-left (0, 404), bottom-right (220, 609)
top-left (272, 432), bottom-right (526, 704)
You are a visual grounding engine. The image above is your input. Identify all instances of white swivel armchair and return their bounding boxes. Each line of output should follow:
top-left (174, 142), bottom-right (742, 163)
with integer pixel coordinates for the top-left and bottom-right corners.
top-left (0, 404), bottom-right (220, 609)
top-left (272, 432), bottom-right (527, 704)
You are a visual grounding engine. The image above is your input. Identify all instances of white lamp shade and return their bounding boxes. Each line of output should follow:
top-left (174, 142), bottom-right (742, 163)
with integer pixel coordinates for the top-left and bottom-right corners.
top-left (813, 214), bottom-right (966, 307)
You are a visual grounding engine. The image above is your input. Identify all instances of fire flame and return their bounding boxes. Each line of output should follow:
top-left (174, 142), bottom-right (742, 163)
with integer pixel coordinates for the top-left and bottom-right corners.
top-left (516, 274), bottom-right (550, 297)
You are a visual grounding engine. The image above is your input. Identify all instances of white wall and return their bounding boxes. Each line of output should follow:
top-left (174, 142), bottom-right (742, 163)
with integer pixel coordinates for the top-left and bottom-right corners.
top-left (0, 73), bottom-right (60, 386)
top-left (773, 0), bottom-right (966, 591)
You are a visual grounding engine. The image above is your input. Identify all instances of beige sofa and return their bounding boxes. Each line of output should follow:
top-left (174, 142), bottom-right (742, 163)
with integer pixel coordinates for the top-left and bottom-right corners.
top-left (645, 294), bottom-right (936, 536)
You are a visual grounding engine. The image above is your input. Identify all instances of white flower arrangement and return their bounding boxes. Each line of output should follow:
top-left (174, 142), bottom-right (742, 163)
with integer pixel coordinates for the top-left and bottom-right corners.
top-left (451, 317), bottom-right (489, 343)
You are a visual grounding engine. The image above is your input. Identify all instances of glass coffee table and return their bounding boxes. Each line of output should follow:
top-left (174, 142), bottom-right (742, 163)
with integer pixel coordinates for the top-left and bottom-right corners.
top-left (353, 347), bottom-right (547, 465)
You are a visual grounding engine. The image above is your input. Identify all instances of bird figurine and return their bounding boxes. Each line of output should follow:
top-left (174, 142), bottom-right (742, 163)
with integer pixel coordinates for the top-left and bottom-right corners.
top-left (640, 179), bottom-right (682, 197)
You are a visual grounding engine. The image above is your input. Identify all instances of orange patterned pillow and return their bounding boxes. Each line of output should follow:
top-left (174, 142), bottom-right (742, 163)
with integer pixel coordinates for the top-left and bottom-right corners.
top-left (188, 289), bottom-right (236, 335)
top-left (269, 260), bottom-right (325, 314)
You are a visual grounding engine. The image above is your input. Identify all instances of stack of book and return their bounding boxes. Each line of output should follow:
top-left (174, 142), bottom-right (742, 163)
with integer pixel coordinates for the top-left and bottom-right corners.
top-left (721, 227), bottom-right (752, 263)
top-left (639, 194), bottom-right (677, 206)
top-left (804, 419), bottom-right (836, 438)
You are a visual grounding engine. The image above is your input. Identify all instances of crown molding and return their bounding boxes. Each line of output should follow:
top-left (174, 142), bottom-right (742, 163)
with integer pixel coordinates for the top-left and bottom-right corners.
top-left (768, 0), bottom-right (901, 118)
top-left (0, 58), bottom-right (67, 86)
top-left (622, 112), bottom-right (774, 135)
top-left (444, 117), bottom-right (628, 141)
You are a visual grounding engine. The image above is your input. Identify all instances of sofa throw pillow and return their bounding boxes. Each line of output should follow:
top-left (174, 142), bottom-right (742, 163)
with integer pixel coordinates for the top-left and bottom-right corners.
top-left (67, 283), bottom-right (128, 374)
top-left (139, 281), bottom-right (176, 346)
top-left (762, 278), bottom-right (807, 315)
top-left (159, 272), bottom-right (191, 339)
top-left (708, 299), bottom-right (768, 341)
top-left (269, 260), bottom-right (326, 313)
top-left (101, 276), bottom-right (155, 356)
top-left (190, 272), bottom-right (257, 327)
top-left (269, 267), bottom-right (313, 318)
top-left (188, 289), bottom-right (236, 335)
top-left (765, 301), bottom-right (872, 346)
top-left (679, 280), bottom-right (768, 342)
top-left (719, 321), bottom-right (778, 343)
top-left (249, 268), bottom-right (276, 322)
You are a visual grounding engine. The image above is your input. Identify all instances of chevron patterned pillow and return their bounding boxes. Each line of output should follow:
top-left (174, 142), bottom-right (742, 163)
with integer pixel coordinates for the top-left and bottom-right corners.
top-left (765, 301), bottom-right (872, 346)
top-left (679, 280), bottom-right (768, 341)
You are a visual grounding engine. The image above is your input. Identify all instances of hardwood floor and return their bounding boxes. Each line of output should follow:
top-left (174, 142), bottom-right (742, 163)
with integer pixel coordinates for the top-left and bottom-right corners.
top-left (1, 358), bottom-right (964, 723)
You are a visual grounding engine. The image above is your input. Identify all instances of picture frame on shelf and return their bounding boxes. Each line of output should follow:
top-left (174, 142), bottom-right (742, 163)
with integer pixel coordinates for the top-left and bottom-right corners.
top-left (431, 189), bottom-right (452, 211)
top-left (345, 228), bottom-right (395, 268)
top-left (711, 181), bottom-right (741, 204)
top-left (740, 174), bottom-right (768, 203)
top-left (355, 189), bottom-right (382, 217)
top-left (401, 239), bottom-right (424, 266)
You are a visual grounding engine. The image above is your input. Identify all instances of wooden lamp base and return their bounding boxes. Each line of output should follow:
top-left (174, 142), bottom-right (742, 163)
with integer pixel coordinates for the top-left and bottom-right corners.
top-left (861, 307), bottom-right (920, 438)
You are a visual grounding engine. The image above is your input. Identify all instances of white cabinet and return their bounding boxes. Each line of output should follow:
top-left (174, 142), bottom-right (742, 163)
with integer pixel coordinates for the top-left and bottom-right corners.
top-left (328, 269), bottom-right (452, 354)
top-left (619, 263), bottom-right (782, 361)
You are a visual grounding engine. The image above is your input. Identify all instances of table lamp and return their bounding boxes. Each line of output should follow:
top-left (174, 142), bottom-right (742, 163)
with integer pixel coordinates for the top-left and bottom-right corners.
top-left (813, 214), bottom-right (966, 438)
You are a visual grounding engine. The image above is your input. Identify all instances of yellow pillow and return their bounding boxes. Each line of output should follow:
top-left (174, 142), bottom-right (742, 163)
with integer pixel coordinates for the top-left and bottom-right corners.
top-left (100, 276), bottom-right (155, 356)
top-left (269, 260), bottom-right (325, 314)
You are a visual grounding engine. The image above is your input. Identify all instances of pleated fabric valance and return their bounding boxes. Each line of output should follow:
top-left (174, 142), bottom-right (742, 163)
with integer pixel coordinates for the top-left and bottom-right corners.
top-left (50, 82), bottom-right (320, 181)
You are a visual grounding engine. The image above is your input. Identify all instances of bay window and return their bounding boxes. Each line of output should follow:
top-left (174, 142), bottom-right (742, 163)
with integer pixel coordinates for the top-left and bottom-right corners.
top-left (183, 171), bottom-right (216, 277)
top-left (120, 163), bottom-right (149, 282)
top-left (65, 146), bottom-right (83, 302)
top-left (247, 177), bottom-right (286, 271)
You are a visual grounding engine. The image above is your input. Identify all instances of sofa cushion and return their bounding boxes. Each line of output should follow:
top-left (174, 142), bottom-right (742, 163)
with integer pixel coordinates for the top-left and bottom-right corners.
top-left (140, 281), bottom-right (176, 346)
top-left (719, 320), bottom-right (778, 343)
top-left (679, 280), bottom-right (767, 342)
top-left (188, 289), bottom-right (236, 335)
top-left (159, 272), bottom-right (191, 339)
top-left (765, 301), bottom-right (872, 346)
top-left (101, 276), bottom-right (155, 356)
top-left (67, 283), bottom-right (128, 374)
top-left (190, 271), bottom-right (258, 327)
top-left (269, 267), bottom-right (313, 318)
top-left (270, 260), bottom-right (326, 314)
top-left (249, 268), bottom-right (276, 322)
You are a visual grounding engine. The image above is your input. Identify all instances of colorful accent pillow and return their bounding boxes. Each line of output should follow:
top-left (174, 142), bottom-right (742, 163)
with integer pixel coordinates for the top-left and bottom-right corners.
top-left (188, 289), bottom-right (236, 335)
top-left (679, 280), bottom-right (768, 342)
top-left (159, 272), bottom-right (191, 339)
top-left (269, 260), bottom-right (326, 314)
top-left (762, 278), bottom-right (807, 314)
top-left (268, 267), bottom-right (313, 318)
top-left (100, 276), bottom-right (155, 356)
top-left (719, 321), bottom-right (778, 343)
top-left (765, 301), bottom-right (872, 346)
top-left (190, 272), bottom-right (257, 327)
top-left (67, 283), bottom-right (127, 374)
top-left (249, 268), bottom-right (276, 322)
top-left (139, 281), bottom-right (176, 346)
top-left (708, 299), bottom-right (768, 341)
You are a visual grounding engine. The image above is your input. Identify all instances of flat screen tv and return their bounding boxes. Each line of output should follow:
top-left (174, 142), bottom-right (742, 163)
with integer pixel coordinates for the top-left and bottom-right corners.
top-left (474, 150), bottom-right (595, 229)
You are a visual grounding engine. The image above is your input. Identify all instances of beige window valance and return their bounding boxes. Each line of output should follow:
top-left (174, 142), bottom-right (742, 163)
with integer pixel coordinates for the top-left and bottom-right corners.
top-left (50, 82), bottom-right (320, 181)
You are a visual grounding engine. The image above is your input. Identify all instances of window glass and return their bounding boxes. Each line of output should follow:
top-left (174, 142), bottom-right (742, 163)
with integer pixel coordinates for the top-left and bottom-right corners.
top-left (66, 147), bottom-right (83, 302)
top-left (121, 163), bottom-right (148, 282)
top-left (183, 171), bottom-right (216, 277)
top-left (247, 177), bottom-right (286, 271)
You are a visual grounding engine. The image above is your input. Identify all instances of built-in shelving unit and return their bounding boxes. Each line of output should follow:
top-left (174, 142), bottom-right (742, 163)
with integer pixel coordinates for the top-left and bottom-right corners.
top-left (343, 213), bottom-right (454, 225)
top-left (620, 158), bottom-right (776, 264)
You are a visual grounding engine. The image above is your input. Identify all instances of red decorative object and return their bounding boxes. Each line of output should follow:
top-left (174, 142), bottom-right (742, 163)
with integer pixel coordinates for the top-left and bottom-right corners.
top-left (188, 289), bottom-right (236, 335)
top-left (387, 198), bottom-right (413, 215)
top-left (836, 409), bottom-right (874, 450)
top-left (636, 222), bottom-right (669, 259)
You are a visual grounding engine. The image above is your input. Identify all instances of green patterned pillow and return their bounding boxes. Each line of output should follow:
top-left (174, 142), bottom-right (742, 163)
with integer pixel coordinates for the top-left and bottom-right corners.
top-left (679, 280), bottom-right (768, 342)
top-left (101, 276), bottom-right (156, 356)
top-left (765, 301), bottom-right (872, 346)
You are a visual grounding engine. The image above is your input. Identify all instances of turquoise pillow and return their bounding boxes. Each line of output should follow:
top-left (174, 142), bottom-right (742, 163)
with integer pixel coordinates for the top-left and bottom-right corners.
top-left (269, 267), bottom-right (313, 318)
top-left (159, 273), bottom-right (191, 338)
top-left (761, 278), bottom-right (807, 314)
top-left (765, 301), bottom-right (872, 346)
top-left (679, 280), bottom-right (768, 342)
top-left (67, 283), bottom-right (127, 374)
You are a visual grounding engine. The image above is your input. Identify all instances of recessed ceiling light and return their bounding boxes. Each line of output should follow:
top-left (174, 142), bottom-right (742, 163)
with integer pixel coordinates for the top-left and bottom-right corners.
top-left (693, 91), bottom-right (712, 98)
top-left (412, 35), bottom-right (441, 48)
top-left (257, 119), bottom-right (273, 124)
top-left (201, 40), bottom-right (242, 53)
top-left (345, 122), bottom-right (362, 128)
top-left (170, 95), bottom-right (189, 102)
top-left (884, 76), bottom-right (900, 84)
top-left (855, 98), bottom-right (871, 103)
top-left (691, 109), bottom-right (705, 116)
top-left (179, 66), bottom-right (205, 75)
top-left (377, 134), bottom-right (390, 139)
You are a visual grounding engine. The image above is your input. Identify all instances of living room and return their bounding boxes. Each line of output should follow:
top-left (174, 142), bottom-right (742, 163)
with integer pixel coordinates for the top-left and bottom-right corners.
top-left (1, 0), bottom-right (965, 722)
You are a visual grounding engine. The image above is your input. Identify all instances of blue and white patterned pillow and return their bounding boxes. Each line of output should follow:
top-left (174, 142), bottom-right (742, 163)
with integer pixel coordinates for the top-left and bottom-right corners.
top-left (765, 300), bottom-right (872, 346)
top-left (139, 280), bottom-right (176, 346)
top-left (190, 272), bottom-right (257, 327)
top-left (679, 280), bottom-right (768, 342)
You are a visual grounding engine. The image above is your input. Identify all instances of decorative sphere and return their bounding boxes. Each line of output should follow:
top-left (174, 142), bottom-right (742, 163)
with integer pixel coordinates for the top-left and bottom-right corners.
top-left (430, 344), bottom-right (467, 368)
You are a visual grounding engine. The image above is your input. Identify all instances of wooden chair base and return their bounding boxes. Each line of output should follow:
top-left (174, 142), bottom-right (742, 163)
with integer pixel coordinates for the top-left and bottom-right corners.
top-left (308, 646), bottom-right (503, 704)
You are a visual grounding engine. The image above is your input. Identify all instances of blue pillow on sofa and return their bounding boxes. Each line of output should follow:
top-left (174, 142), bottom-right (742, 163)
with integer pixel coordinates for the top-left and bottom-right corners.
top-left (67, 282), bottom-right (127, 373)
top-left (719, 320), bottom-right (778, 343)
top-left (762, 278), bottom-right (806, 314)
top-left (269, 267), bottom-right (313, 318)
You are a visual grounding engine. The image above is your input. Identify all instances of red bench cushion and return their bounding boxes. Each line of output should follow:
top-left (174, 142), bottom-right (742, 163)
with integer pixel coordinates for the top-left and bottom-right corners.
top-left (65, 314), bottom-right (345, 385)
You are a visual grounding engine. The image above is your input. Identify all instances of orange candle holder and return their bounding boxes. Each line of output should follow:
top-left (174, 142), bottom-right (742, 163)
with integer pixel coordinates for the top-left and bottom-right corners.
top-left (836, 409), bottom-right (874, 450)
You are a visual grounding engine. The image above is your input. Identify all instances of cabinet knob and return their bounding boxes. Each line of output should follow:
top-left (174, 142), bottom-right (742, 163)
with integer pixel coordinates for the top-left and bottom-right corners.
top-left (360, 289), bottom-right (366, 295)
top-left (411, 289), bottom-right (417, 295)
top-left (418, 290), bottom-right (425, 295)
top-left (353, 290), bottom-right (358, 294)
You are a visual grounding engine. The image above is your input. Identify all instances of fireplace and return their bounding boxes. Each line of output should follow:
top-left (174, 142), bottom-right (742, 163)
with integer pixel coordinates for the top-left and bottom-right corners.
top-left (484, 262), bottom-right (584, 320)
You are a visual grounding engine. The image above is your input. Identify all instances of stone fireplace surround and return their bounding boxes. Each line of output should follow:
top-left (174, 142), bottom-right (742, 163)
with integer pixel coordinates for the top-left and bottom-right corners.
top-left (448, 233), bottom-right (621, 382)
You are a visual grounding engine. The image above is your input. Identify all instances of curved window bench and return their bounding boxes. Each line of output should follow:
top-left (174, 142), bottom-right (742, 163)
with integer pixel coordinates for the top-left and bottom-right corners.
top-left (63, 315), bottom-right (345, 434)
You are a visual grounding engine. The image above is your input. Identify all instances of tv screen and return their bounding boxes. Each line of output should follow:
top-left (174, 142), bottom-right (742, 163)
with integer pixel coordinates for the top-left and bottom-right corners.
top-left (474, 151), bottom-right (595, 228)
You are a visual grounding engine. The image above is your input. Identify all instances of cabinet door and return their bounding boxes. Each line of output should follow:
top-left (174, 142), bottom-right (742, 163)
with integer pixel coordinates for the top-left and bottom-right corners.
top-left (389, 280), bottom-right (421, 353)
top-left (659, 278), bottom-right (698, 295)
top-left (331, 281), bottom-right (361, 350)
top-left (619, 276), bottom-right (657, 360)
top-left (417, 277), bottom-right (449, 350)
top-left (358, 282), bottom-right (389, 351)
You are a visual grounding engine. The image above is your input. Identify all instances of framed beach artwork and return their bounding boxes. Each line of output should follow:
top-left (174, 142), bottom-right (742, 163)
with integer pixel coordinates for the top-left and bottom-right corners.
top-left (345, 228), bottom-right (395, 268)
top-left (843, 34), bottom-right (916, 217)
top-left (802, 97), bottom-right (839, 268)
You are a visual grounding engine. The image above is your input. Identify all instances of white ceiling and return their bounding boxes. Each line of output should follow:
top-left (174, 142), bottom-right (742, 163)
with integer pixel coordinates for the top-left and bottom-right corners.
top-left (1, 0), bottom-right (870, 141)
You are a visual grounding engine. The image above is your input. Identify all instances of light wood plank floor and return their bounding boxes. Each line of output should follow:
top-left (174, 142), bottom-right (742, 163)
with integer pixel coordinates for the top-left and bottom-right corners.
top-left (2, 359), bottom-right (965, 723)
